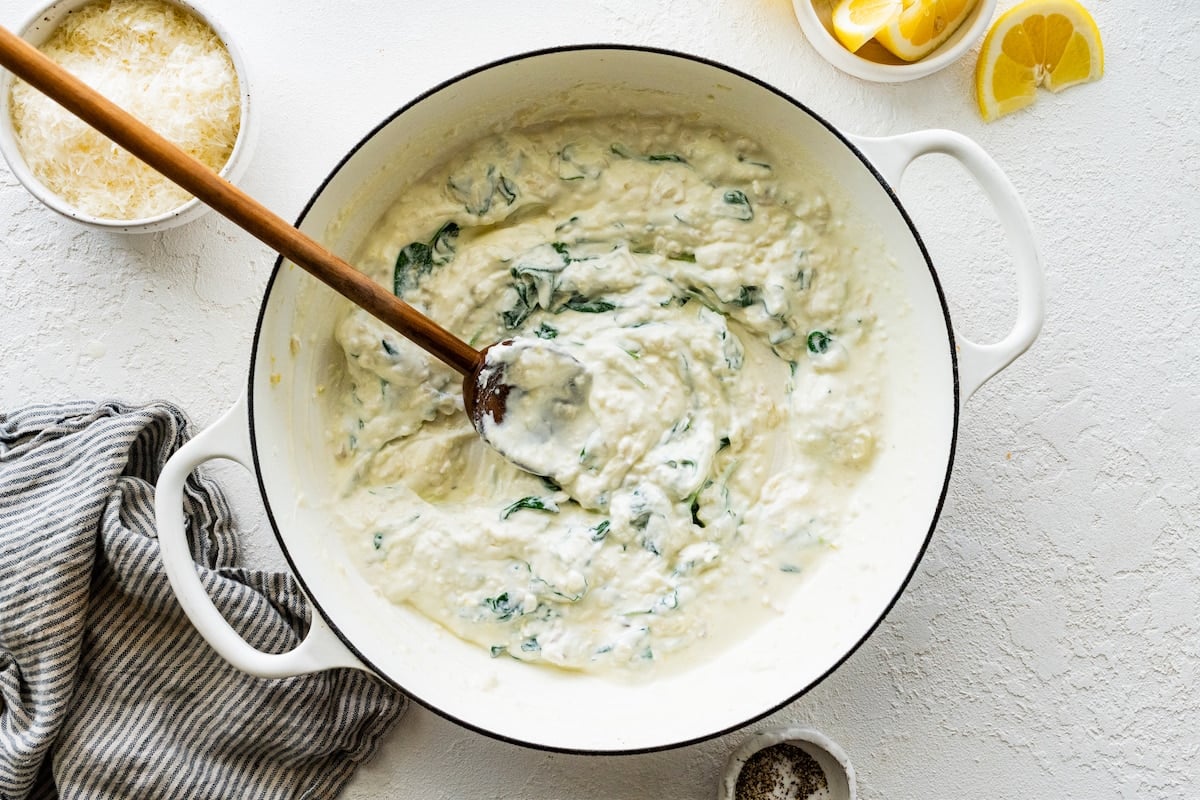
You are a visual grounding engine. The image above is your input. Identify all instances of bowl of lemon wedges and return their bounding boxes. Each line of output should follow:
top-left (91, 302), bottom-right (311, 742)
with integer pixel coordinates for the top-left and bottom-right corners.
top-left (793, 0), bottom-right (998, 81)
top-left (794, 0), bottom-right (1104, 121)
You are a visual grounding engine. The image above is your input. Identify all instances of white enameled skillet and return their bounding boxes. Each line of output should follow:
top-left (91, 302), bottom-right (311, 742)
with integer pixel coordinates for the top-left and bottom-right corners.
top-left (155, 46), bottom-right (1043, 754)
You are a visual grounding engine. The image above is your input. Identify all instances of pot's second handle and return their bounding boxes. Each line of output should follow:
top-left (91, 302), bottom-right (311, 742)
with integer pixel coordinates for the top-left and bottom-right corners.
top-left (154, 395), bottom-right (363, 678)
top-left (850, 130), bottom-right (1045, 405)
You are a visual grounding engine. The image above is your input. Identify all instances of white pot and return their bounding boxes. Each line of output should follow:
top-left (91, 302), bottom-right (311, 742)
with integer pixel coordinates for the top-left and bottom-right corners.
top-left (155, 46), bottom-right (1043, 754)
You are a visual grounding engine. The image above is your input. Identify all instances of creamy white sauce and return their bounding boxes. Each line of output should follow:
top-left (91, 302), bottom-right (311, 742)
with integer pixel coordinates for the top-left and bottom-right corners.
top-left (327, 116), bottom-right (889, 673)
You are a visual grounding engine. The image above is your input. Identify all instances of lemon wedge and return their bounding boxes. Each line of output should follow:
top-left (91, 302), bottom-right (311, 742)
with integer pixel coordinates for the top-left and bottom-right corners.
top-left (975, 0), bottom-right (1104, 121)
top-left (831, 0), bottom-right (980, 61)
top-left (831, 0), bottom-right (903, 53)
top-left (874, 0), bottom-right (980, 61)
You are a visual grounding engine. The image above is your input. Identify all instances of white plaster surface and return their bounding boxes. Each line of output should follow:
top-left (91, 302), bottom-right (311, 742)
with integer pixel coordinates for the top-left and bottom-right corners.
top-left (1, 0), bottom-right (1197, 797)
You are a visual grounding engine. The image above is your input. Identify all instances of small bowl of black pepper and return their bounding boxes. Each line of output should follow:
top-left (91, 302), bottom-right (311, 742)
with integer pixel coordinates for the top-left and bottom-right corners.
top-left (719, 728), bottom-right (856, 800)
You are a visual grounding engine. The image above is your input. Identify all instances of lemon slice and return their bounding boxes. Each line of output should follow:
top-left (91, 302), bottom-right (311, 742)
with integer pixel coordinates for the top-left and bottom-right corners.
top-left (976, 0), bottom-right (1104, 121)
top-left (831, 0), bottom-right (903, 53)
top-left (874, 0), bottom-right (980, 61)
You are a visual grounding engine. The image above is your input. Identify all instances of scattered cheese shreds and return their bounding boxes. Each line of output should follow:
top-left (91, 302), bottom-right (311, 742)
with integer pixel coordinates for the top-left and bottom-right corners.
top-left (9, 0), bottom-right (241, 220)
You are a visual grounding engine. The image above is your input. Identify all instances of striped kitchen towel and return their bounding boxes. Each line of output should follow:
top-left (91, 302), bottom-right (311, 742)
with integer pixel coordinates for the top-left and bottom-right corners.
top-left (0, 401), bottom-right (407, 800)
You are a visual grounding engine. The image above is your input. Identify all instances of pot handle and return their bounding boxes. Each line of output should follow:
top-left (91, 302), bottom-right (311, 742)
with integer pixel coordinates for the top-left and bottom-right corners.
top-left (849, 130), bottom-right (1044, 405)
top-left (154, 394), bottom-right (365, 678)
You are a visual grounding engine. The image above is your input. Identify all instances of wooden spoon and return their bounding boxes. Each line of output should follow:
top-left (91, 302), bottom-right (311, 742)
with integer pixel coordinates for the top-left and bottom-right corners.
top-left (0, 25), bottom-right (540, 446)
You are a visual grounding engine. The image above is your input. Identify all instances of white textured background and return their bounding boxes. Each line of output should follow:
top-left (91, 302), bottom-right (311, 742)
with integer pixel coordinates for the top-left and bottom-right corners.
top-left (2, 0), bottom-right (1197, 798)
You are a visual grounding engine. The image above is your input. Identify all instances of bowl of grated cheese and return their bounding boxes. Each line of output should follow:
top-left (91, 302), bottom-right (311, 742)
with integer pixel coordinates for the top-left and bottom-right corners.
top-left (0, 0), bottom-right (252, 232)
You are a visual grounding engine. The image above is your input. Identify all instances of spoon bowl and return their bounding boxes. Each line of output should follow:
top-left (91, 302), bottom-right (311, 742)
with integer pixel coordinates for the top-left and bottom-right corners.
top-left (467, 338), bottom-right (598, 491)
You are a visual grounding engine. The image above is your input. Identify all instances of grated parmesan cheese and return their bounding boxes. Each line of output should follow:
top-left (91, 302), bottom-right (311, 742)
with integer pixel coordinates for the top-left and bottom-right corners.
top-left (9, 0), bottom-right (241, 220)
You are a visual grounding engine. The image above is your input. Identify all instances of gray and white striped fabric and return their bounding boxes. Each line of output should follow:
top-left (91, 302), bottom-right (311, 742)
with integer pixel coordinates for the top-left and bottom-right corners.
top-left (0, 401), bottom-right (407, 800)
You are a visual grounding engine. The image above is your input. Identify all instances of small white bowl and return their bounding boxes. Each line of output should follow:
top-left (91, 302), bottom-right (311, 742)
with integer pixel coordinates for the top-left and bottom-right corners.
top-left (0, 0), bottom-right (254, 233)
top-left (793, 0), bottom-right (997, 83)
top-left (718, 727), bottom-right (856, 800)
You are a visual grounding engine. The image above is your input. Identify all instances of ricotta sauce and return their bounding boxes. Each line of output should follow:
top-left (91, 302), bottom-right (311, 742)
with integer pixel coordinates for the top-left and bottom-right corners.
top-left (328, 116), bottom-right (889, 673)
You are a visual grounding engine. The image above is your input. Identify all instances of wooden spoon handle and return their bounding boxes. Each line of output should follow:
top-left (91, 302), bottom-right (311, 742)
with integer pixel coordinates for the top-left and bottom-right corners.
top-left (0, 25), bottom-right (481, 376)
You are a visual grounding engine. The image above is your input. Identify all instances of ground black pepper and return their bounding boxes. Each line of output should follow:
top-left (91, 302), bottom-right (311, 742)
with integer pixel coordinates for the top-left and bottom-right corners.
top-left (733, 742), bottom-right (829, 800)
